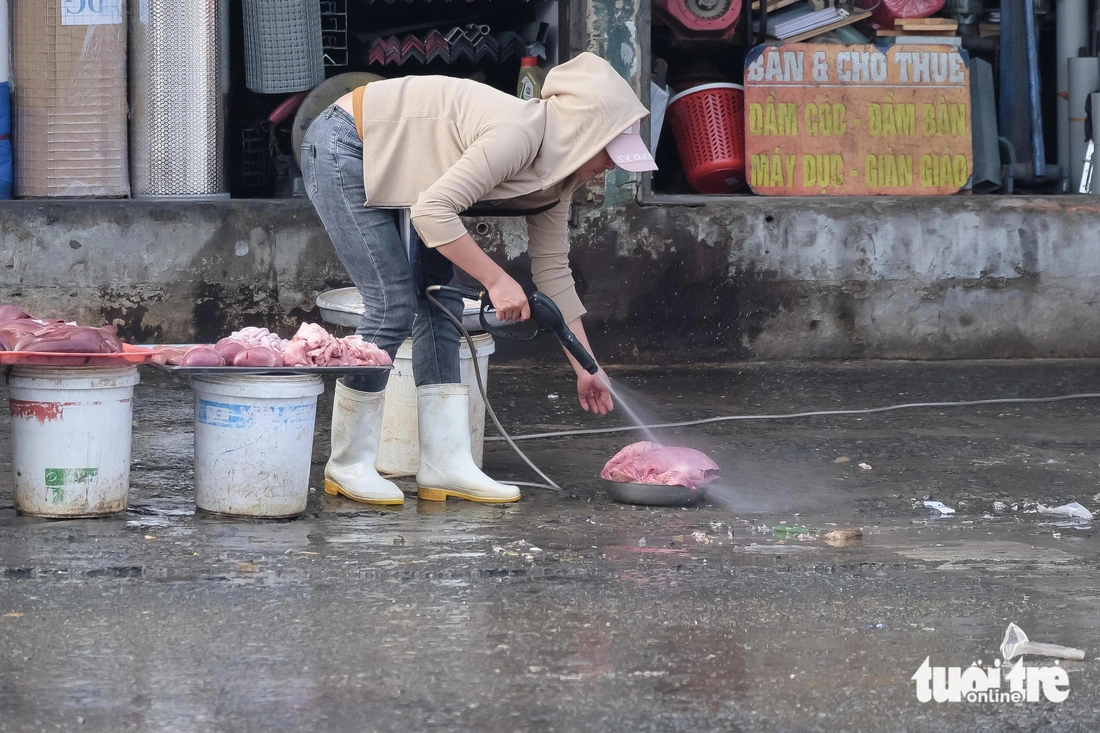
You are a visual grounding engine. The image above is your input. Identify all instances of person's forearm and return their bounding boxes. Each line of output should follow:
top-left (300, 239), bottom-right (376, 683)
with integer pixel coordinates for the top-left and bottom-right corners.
top-left (436, 234), bottom-right (507, 289)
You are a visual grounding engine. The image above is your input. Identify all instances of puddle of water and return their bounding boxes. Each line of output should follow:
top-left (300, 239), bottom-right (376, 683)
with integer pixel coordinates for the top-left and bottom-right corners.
top-left (894, 540), bottom-right (1078, 568)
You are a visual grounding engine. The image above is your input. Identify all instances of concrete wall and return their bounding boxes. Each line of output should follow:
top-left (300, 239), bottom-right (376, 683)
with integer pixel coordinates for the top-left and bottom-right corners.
top-left (1, 1), bottom-right (1095, 362)
top-left (0, 197), bottom-right (1098, 361)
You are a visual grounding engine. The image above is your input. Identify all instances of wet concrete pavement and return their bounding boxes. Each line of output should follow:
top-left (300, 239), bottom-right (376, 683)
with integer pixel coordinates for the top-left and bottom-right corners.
top-left (1, 360), bottom-right (1099, 732)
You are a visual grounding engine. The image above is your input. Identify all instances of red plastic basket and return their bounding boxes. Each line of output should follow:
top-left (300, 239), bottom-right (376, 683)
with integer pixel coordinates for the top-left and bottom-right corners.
top-left (667, 83), bottom-right (746, 194)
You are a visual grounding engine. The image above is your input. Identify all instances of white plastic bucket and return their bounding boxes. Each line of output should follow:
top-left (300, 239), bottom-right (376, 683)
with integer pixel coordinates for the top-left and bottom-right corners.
top-left (7, 365), bottom-right (140, 517)
top-left (191, 374), bottom-right (325, 518)
top-left (376, 334), bottom-right (494, 475)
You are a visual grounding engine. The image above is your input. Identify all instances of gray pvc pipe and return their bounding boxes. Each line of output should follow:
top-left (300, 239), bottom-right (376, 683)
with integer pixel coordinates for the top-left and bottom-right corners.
top-left (1068, 57), bottom-right (1100, 188)
top-left (1058, 0), bottom-right (1089, 172)
top-left (1025, 0), bottom-right (1045, 173)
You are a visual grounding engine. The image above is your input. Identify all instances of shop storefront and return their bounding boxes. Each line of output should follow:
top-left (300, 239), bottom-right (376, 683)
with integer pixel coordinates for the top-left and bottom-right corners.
top-left (1, 1), bottom-right (1099, 361)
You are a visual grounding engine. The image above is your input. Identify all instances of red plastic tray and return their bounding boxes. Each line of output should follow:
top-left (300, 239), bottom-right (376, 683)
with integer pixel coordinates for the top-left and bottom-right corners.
top-left (0, 343), bottom-right (159, 367)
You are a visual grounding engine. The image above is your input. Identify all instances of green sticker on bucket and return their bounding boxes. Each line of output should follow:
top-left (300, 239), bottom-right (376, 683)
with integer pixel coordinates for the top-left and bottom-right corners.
top-left (44, 468), bottom-right (98, 503)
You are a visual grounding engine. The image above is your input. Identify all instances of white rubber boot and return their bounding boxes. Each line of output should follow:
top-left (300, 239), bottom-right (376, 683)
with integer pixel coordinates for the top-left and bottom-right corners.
top-left (324, 380), bottom-right (404, 506)
top-left (416, 384), bottom-right (520, 503)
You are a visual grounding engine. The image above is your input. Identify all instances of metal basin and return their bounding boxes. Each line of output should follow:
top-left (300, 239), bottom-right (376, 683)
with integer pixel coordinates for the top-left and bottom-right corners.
top-left (604, 480), bottom-right (704, 507)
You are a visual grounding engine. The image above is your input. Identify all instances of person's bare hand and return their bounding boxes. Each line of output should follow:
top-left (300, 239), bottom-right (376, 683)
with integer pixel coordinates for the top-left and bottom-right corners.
top-left (577, 368), bottom-right (614, 414)
top-left (487, 276), bottom-right (530, 322)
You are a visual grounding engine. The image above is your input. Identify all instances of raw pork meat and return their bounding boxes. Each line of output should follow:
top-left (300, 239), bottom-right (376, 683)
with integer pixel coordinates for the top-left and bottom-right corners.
top-left (152, 346), bottom-right (188, 365)
top-left (0, 319), bottom-right (45, 350)
top-left (0, 305), bottom-right (122, 353)
top-left (15, 324), bottom-right (123, 353)
top-left (0, 305), bottom-right (31, 326)
top-left (214, 337), bottom-right (246, 364)
top-left (279, 323), bottom-right (391, 367)
top-left (213, 327), bottom-right (289, 366)
top-left (179, 345), bottom-right (226, 366)
top-left (601, 442), bottom-right (720, 490)
top-left (230, 327), bottom-right (286, 350)
top-left (233, 346), bottom-right (281, 367)
top-left (154, 322), bottom-right (390, 368)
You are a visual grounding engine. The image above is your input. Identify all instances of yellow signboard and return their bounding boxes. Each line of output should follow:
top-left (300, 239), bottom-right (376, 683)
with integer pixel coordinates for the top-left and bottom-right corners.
top-left (743, 44), bottom-right (972, 196)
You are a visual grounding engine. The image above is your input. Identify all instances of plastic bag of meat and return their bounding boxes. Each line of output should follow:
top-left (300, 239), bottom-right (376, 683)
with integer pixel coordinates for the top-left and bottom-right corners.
top-left (601, 442), bottom-right (720, 490)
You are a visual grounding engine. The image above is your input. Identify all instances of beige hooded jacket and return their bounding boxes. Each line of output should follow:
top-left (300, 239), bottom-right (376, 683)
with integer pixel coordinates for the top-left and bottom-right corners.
top-left (354, 52), bottom-right (648, 323)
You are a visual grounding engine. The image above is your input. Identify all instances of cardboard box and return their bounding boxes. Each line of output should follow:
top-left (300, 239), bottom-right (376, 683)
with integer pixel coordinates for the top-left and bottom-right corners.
top-left (12, 1), bottom-right (129, 197)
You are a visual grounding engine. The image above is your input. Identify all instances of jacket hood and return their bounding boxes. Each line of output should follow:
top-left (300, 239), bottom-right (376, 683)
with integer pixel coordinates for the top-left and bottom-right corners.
top-left (532, 52), bottom-right (650, 185)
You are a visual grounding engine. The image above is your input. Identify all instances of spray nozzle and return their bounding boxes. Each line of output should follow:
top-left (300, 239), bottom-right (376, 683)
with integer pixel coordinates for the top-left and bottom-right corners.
top-left (526, 293), bottom-right (599, 375)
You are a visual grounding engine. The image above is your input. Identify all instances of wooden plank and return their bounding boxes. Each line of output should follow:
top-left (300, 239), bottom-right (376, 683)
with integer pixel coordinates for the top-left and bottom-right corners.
top-left (751, 0), bottom-right (801, 11)
top-left (895, 25), bottom-right (960, 34)
top-left (876, 29), bottom-right (958, 37)
top-left (897, 24), bottom-right (959, 33)
top-left (780, 10), bottom-right (872, 44)
top-left (897, 18), bottom-right (958, 30)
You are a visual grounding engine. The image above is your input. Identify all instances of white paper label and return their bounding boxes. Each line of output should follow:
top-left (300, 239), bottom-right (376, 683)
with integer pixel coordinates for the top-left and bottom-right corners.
top-left (518, 77), bottom-right (536, 100)
top-left (139, 0), bottom-right (149, 24)
top-left (61, 0), bottom-right (124, 26)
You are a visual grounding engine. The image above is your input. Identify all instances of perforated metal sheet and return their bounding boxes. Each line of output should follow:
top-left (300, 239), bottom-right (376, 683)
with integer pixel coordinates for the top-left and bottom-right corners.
top-left (130, 0), bottom-right (229, 199)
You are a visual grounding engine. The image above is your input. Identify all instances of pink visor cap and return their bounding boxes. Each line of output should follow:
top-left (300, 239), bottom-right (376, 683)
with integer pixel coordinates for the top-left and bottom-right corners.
top-left (605, 122), bottom-right (658, 172)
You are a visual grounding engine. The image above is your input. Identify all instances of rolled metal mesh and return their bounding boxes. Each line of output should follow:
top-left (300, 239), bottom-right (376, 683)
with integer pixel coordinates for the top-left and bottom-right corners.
top-left (243, 0), bottom-right (325, 93)
top-left (130, 0), bottom-right (229, 199)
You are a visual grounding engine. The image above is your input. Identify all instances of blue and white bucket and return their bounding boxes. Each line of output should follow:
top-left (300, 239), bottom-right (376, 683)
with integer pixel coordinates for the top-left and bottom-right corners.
top-left (191, 375), bottom-right (324, 518)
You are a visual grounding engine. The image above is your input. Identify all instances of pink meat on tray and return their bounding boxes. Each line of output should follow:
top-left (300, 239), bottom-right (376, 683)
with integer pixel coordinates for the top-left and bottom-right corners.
top-left (15, 324), bottom-right (123, 354)
top-left (152, 346), bottom-right (188, 365)
top-left (0, 305), bottom-right (31, 326)
top-left (280, 339), bottom-right (310, 367)
top-left (233, 346), bottom-right (282, 367)
top-left (232, 326), bottom-right (286, 350)
top-left (153, 323), bottom-right (391, 368)
top-left (0, 305), bottom-right (125, 354)
top-left (279, 323), bottom-right (391, 367)
top-left (178, 345), bottom-right (225, 367)
top-left (341, 335), bottom-right (391, 366)
top-left (214, 337), bottom-right (246, 363)
top-left (212, 327), bottom-right (289, 366)
top-left (0, 320), bottom-right (44, 350)
top-left (601, 442), bottom-right (720, 490)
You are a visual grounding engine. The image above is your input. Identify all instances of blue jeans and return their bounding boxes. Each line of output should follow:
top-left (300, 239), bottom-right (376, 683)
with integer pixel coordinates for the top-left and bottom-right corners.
top-left (301, 105), bottom-right (463, 392)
